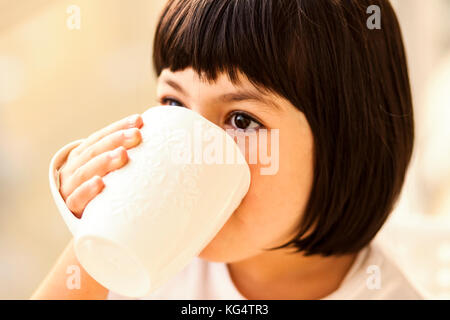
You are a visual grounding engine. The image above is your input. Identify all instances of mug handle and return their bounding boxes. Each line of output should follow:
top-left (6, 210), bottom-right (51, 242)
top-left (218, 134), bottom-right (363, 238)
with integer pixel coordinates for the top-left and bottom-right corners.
top-left (49, 139), bottom-right (85, 235)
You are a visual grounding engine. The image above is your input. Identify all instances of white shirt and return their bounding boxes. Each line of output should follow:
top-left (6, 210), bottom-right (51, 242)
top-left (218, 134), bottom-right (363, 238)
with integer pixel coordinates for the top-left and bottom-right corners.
top-left (107, 242), bottom-right (424, 300)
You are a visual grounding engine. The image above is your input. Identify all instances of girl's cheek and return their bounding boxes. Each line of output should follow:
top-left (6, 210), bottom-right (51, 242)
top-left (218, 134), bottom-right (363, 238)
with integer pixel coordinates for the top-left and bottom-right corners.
top-left (235, 129), bottom-right (279, 177)
top-left (237, 130), bottom-right (280, 201)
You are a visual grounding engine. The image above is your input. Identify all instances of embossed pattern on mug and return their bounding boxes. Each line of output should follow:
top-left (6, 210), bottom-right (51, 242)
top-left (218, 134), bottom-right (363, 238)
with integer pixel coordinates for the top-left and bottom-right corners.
top-left (106, 124), bottom-right (202, 225)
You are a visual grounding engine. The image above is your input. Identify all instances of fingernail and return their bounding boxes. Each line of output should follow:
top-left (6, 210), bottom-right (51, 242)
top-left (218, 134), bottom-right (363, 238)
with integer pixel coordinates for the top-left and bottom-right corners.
top-left (128, 114), bottom-right (140, 126)
top-left (124, 128), bottom-right (136, 139)
top-left (110, 147), bottom-right (123, 159)
top-left (89, 176), bottom-right (100, 187)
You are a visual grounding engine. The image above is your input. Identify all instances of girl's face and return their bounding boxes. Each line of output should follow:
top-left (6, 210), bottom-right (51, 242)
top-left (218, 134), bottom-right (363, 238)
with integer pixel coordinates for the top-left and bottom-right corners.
top-left (156, 68), bottom-right (314, 262)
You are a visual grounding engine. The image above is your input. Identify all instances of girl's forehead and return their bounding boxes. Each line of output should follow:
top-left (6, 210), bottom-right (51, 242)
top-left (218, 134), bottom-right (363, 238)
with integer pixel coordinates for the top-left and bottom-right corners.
top-left (157, 67), bottom-right (288, 113)
top-left (160, 68), bottom-right (245, 86)
top-left (158, 67), bottom-right (275, 99)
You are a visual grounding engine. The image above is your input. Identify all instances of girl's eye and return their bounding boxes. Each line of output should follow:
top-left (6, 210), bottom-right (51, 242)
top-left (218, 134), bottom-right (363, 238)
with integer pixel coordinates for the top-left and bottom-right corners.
top-left (159, 98), bottom-right (263, 131)
top-left (227, 112), bottom-right (263, 130)
top-left (160, 97), bottom-right (184, 107)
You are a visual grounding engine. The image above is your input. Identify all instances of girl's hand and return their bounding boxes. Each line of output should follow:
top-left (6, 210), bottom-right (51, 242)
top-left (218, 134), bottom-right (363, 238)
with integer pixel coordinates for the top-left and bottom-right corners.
top-left (58, 114), bottom-right (143, 218)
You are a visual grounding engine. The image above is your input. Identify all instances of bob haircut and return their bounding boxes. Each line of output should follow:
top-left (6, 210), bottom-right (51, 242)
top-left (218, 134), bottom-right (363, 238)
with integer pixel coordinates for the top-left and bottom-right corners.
top-left (152, 0), bottom-right (414, 256)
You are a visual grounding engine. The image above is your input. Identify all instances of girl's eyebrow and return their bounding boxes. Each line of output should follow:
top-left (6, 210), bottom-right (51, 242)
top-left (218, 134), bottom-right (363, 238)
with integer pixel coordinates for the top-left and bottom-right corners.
top-left (162, 77), bottom-right (282, 113)
top-left (219, 91), bottom-right (282, 113)
top-left (163, 78), bottom-right (189, 97)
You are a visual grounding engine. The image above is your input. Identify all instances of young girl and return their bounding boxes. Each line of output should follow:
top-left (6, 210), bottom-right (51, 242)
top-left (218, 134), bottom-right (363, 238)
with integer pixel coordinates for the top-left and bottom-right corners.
top-left (32, 0), bottom-right (423, 299)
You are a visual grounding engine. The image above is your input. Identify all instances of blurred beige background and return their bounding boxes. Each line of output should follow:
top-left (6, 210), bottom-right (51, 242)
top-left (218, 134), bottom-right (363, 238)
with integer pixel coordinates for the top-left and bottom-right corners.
top-left (0, 0), bottom-right (449, 299)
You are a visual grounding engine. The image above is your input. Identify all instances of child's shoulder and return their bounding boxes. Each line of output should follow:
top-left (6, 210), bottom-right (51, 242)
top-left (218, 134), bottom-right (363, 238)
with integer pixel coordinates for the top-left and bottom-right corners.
top-left (323, 242), bottom-right (425, 300)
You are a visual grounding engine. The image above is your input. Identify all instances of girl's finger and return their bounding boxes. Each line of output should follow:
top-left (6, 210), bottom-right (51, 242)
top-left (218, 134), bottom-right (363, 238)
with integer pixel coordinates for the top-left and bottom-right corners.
top-left (70, 114), bottom-right (143, 157)
top-left (62, 128), bottom-right (141, 175)
top-left (60, 146), bottom-right (127, 200)
top-left (66, 176), bottom-right (105, 218)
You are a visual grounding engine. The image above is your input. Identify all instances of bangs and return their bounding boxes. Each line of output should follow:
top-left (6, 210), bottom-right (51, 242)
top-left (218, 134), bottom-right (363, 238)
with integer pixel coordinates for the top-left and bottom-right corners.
top-left (152, 0), bottom-right (297, 95)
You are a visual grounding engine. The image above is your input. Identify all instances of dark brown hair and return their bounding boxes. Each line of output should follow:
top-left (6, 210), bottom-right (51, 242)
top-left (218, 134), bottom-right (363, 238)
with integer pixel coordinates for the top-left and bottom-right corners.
top-left (152, 0), bottom-right (414, 256)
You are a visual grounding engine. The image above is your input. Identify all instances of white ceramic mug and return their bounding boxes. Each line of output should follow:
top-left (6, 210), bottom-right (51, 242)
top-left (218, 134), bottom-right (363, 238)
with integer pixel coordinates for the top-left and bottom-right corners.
top-left (49, 105), bottom-right (251, 298)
